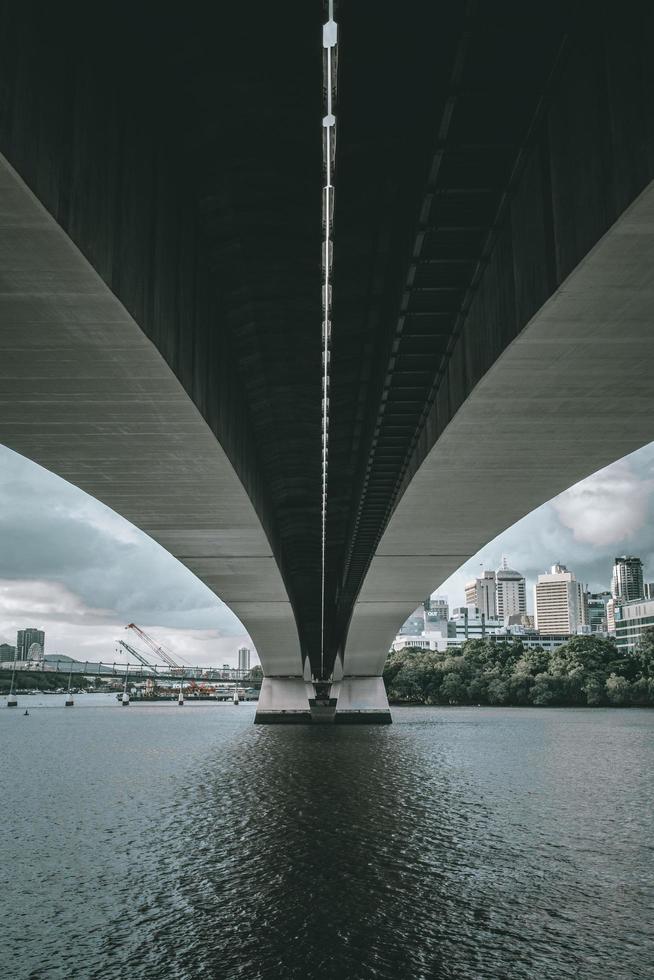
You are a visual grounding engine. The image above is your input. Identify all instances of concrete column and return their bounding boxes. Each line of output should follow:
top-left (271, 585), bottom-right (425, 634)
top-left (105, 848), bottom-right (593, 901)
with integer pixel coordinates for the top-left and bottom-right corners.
top-left (254, 677), bottom-right (314, 724)
top-left (254, 675), bottom-right (392, 724)
top-left (333, 676), bottom-right (392, 725)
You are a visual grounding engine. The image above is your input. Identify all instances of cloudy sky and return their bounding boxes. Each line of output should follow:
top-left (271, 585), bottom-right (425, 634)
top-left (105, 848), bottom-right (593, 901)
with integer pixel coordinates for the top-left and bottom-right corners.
top-left (1, 440), bottom-right (654, 664)
top-left (439, 441), bottom-right (654, 611)
top-left (0, 446), bottom-right (251, 666)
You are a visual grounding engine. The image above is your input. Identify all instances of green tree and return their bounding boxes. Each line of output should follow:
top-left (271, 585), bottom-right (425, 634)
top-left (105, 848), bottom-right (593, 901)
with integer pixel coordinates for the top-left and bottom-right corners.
top-left (605, 673), bottom-right (631, 705)
top-left (440, 671), bottom-right (466, 703)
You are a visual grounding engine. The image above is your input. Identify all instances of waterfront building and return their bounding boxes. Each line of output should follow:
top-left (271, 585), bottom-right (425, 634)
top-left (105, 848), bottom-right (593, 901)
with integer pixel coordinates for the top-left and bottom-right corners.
top-left (0, 643), bottom-right (16, 661)
top-left (391, 631), bottom-right (447, 653)
top-left (448, 607), bottom-right (504, 641)
top-left (16, 628), bottom-right (45, 661)
top-left (464, 571), bottom-right (496, 619)
top-left (495, 558), bottom-right (527, 620)
top-left (613, 597), bottom-right (654, 653)
top-left (238, 646), bottom-right (251, 672)
top-left (534, 564), bottom-right (586, 636)
top-left (495, 627), bottom-right (578, 653)
top-left (611, 556), bottom-right (644, 602)
top-left (586, 591), bottom-right (612, 634)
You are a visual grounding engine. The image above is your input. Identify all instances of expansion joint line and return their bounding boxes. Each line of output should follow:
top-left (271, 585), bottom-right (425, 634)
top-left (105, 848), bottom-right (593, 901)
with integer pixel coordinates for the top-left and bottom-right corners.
top-left (320, 1), bottom-right (337, 678)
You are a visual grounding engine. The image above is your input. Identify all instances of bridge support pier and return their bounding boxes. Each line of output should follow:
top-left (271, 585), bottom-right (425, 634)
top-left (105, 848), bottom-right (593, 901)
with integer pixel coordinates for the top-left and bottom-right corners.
top-left (254, 676), bottom-right (391, 725)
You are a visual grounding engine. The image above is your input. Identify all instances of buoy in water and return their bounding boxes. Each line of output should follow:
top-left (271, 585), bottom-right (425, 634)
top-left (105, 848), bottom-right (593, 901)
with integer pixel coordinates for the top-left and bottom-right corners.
top-left (233, 690), bottom-right (239, 705)
top-left (178, 691), bottom-right (184, 707)
top-left (23, 709), bottom-right (29, 716)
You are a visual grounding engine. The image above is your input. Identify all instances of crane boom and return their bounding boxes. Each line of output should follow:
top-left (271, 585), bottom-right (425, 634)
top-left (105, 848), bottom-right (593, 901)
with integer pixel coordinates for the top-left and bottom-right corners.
top-left (125, 624), bottom-right (186, 669)
top-left (117, 639), bottom-right (155, 670)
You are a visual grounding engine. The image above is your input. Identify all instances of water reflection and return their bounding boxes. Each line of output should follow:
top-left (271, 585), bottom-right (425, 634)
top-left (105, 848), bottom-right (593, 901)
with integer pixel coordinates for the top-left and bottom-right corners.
top-left (1, 705), bottom-right (652, 979)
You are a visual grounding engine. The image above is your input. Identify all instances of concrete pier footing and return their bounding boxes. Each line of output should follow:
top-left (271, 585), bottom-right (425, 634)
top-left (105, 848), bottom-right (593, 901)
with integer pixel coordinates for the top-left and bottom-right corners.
top-left (254, 676), bottom-right (391, 725)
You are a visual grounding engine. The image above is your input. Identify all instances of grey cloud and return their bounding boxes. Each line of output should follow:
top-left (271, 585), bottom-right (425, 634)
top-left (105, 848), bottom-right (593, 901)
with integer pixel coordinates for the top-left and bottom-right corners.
top-left (0, 446), bottom-right (251, 662)
top-left (440, 442), bottom-right (654, 609)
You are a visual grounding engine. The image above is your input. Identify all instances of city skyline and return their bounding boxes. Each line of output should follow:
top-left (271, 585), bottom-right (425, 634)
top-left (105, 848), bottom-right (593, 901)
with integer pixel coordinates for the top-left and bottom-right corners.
top-left (438, 441), bottom-right (654, 614)
top-left (0, 439), bottom-right (653, 665)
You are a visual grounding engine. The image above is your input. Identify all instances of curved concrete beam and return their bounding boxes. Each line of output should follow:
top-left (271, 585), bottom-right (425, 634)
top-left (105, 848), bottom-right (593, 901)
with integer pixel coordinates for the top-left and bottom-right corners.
top-left (0, 154), bottom-right (302, 676)
top-left (344, 179), bottom-right (654, 676)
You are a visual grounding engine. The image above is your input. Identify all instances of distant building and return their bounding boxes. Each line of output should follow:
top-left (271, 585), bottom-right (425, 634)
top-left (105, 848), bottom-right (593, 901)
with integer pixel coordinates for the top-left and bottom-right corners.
top-left (534, 565), bottom-right (586, 636)
top-left (448, 607), bottom-right (504, 643)
top-left (644, 583), bottom-right (654, 600)
top-left (464, 571), bottom-right (496, 619)
top-left (0, 643), bottom-right (16, 662)
top-left (613, 597), bottom-right (654, 653)
top-left (424, 595), bottom-right (448, 632)
top-left (606, 598), bottom-right (616, 634)
top-left (391, 632), bottom-right (446, 653)
top-left (611, 556), bottom-right (644, 603)
top-left (586, 591), bottom-right (612, 634)
top-left (495, 558), bottom-right (527, 620)
top-left (506, 613), bottom-right (534, 628)
top-left (496, 627), bottom-right (579, 653)
top-left (237, 646), bottom-right (251, 672)
top-left (16, 628), bottom-right (45, 662)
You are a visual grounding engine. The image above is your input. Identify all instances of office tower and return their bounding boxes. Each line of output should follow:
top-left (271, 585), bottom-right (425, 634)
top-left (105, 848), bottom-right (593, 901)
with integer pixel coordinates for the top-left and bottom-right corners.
top-left (644, 582), bottom-right (654, 600)
top-left (464, 571), bottom-right (496, 619)
top-left (585, 591), bottom-right (611, 633)
top-left (611, 556), bottom-right (644, 602)
top-left (0, 643), bottom-right (16, 661)
top-left (16, 628), bottom-right (45, 661)
top-left (534, 564), bottom-right (586, 636)
top-left (237, 646), bottom-right (251, 672)
top-left (495, 557), bottom-right (527, 620)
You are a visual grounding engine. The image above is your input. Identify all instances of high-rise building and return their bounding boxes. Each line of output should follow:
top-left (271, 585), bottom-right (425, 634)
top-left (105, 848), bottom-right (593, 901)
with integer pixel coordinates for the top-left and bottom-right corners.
top-left (644, 582), bottom-right (654, 600)
top-left (0, 643), bottom-right (16, 661)
top-left (16, 628), bottom-right (45, 661)
top-left (464, 571), bottom-right (496, 619)
top-left (495, 558), bottom-right (527, 620)
top-left (585, 591), bottom-right (611, 633)
top-left (534, 565), bottom-right (586, 636)
top-left (611, 556), bottom-right (644, 603)
top-left (237, 646), bottom-right (251, 672)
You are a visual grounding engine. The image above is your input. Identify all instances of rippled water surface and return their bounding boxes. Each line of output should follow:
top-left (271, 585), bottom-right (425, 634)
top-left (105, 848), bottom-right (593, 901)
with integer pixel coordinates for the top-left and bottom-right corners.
top-left (1, 698), bottom-right (652, 979)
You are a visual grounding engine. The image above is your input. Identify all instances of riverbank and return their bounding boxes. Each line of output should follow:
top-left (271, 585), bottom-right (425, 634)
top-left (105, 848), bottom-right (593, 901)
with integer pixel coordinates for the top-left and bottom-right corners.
top-left (385, 633), bottom-right (654, 707)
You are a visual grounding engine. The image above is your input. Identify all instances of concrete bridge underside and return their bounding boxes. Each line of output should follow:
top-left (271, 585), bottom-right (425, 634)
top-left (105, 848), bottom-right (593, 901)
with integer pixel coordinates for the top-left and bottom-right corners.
top-left (1, 2), bottom-right (654, 722)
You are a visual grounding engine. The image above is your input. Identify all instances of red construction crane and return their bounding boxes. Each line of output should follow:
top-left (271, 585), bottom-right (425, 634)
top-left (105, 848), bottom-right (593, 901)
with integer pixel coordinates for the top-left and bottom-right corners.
top-left (125, 624), bottom-right (189, 670)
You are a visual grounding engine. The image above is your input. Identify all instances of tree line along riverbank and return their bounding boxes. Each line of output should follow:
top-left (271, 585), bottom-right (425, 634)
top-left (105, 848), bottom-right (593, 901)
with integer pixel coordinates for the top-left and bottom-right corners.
top-left (383, 631), bottom-right (654, 707)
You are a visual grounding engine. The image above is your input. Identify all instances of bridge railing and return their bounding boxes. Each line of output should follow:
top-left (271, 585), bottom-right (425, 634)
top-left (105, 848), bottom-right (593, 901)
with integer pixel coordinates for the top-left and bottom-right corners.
top-left (0, 659), bottom-right (258, 683)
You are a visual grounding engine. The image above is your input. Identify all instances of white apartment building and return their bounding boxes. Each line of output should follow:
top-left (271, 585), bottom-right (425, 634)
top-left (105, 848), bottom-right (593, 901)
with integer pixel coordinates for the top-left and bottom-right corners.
top-left (495, 558), bottom-right (527, 620)
top-left (534, 564), bottom-right (587, 635)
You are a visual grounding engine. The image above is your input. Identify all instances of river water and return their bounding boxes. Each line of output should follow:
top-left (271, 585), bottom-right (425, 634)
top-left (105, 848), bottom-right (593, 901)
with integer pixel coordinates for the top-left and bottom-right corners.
top-left (0, 698), bottom-right (652, 979)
